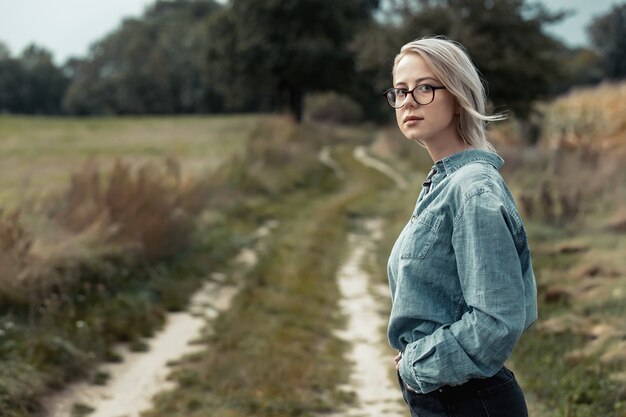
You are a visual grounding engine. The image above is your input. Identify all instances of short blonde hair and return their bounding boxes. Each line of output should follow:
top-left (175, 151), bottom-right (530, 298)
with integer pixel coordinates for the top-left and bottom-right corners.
top-left (393, 36), bottom-right (505, 151)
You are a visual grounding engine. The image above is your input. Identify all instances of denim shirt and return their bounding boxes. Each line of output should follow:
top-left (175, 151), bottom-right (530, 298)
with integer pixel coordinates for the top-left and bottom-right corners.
top-left (387, 149), bottom-right (537, 394)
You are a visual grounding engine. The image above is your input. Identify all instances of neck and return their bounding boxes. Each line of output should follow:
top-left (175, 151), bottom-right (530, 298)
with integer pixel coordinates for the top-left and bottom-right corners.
top-left (425, 135), bottom-right (468, 162)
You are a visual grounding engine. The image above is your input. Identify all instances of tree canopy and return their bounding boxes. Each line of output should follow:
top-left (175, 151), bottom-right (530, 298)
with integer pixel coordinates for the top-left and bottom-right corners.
top-left (356, 0), bottom-right (567, 118)
top-left (207, 0), bottom-right (377, 121)
top-left (63, 0), bottom-right (222, 115)
top-left (0, 0), bottom-right (614, 120)
top-left (588, 3), bottom-right (626, 80)
top-left (0, 44), bottom-right (68, 114)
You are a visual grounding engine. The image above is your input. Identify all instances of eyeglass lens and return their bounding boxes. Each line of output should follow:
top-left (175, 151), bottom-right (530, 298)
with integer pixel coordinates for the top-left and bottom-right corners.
top-left (386, 86), bottom-right (435, 108)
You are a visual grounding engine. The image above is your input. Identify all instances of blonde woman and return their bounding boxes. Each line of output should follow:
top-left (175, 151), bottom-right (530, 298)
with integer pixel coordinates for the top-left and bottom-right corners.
top-left (383, 37), bottom-right (537, 417)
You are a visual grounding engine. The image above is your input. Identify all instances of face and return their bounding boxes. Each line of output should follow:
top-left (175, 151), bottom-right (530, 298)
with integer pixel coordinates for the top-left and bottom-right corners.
top-left (393, 53), bottom-right (460, 146)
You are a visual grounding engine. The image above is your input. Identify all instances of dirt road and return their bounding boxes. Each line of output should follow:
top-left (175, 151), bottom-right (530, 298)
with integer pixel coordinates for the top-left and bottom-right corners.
top-left (333, 218), bottom-right (406, 417)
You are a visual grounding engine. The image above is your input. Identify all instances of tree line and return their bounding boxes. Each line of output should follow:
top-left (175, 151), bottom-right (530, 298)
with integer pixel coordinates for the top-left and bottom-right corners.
top-left (0, 0), bottom-right (624, 121)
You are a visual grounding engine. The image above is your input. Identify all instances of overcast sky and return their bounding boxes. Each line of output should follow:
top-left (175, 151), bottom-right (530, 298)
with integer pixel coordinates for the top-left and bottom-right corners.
top-left (0, 0), bottom-right (621, 64)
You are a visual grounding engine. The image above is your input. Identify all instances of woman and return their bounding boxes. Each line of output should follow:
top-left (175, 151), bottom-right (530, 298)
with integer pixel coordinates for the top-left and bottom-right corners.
top-left (383, 36), bottom-right (537, 417)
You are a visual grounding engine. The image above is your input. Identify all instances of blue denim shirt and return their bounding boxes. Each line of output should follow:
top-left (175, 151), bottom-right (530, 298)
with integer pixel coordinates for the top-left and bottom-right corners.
top-left (387, 149), bottom-right (537, 394)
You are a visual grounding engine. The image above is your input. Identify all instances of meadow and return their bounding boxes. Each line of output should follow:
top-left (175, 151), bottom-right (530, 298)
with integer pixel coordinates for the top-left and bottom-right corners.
top-left (0, 81), bottom-right (625, 417)
top-left (0, 115), bottom-right (265, 209)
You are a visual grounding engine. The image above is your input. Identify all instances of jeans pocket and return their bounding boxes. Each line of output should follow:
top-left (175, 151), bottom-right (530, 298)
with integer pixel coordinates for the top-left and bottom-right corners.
top-left (477, 376), bottom-right (528, 417)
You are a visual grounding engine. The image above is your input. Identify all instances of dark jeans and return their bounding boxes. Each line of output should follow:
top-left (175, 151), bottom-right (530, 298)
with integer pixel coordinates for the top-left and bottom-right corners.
top-left (397, 367), bottom-right (529, 417)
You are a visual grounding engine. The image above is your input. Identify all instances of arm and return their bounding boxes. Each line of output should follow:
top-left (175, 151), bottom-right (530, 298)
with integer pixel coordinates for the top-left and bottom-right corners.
top-left (399, 191), bottom-right (527, 393)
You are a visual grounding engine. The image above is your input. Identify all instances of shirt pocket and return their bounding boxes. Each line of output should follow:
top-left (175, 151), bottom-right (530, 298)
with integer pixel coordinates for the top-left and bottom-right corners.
top-left (400, 209), bottom-right (442, 260)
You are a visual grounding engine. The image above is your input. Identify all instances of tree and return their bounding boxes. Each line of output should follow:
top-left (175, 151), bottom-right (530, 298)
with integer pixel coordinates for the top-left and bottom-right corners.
top-left (0, 44), bottom-right (67, 114)
top-left (0, 41), bottom-right (10, 60)
top-left (20, 45), bottom-right (69, 114)
top-left (63, 0), bottom-right (223, 115)
top-left (588, 3), bottom-right (626, 79)
top-left (355, 0), bottom-right (567, 119)
top-left (211, 0), bottom-right (378, 121)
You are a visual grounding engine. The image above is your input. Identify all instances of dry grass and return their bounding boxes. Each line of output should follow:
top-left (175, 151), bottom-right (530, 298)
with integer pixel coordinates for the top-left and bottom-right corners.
top-left (539, 81), bottom-right (626, 151)
top-left (0, 115), bottom-right (287, 417)
top-left (50, 158), bottom-right (194, 260)
top-left (0, 114), bottom-right (266, 209)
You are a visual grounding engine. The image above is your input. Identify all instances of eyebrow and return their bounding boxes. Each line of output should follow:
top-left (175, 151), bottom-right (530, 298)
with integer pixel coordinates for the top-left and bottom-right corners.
top-left (394, 77), bottom-right (439, 87)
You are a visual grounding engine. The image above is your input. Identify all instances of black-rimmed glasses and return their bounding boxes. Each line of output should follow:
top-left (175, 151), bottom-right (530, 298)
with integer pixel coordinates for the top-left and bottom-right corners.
top-left (382, 84), bottom-right (447, 108)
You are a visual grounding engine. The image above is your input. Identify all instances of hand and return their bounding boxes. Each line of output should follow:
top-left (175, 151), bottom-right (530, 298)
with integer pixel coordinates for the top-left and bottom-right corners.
top-left (394, 352), bottom-right (402, 370)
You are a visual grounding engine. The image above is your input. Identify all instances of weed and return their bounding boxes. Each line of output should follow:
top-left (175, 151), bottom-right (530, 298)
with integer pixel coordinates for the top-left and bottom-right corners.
top-left (91, 371), bottom-right (110, 386)
top-left (70, 402), bottom-right (95, 417)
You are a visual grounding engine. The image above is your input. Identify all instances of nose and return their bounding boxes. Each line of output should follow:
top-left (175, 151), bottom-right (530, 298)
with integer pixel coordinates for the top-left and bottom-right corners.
top-left (403, 90), bottom-right (419, 108)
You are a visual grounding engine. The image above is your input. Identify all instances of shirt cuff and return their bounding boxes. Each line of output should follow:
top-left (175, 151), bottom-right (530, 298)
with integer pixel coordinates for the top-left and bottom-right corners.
top-left (399, 342), bottom-right (440, 394)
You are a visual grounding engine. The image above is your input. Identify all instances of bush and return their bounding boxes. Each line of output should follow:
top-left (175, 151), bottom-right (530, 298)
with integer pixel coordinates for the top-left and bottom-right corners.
top-left (51, 158), bottom-right (194, 260)
top-left (0, 210), bottom-right (33, 309)
top-left (305, 92), bottom-right (364, 125)
top-left (539, 81), bottom-right (626, 151)
top-left (216, 117), bottom-right (333, 196)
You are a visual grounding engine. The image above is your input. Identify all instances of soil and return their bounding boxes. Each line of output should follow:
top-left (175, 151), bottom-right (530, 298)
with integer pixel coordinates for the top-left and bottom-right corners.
top-left (332, 218), bottom-right (406, 417)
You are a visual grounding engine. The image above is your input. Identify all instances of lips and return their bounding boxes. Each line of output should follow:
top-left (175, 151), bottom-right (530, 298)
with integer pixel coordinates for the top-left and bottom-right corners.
top-left (404, 115), bottom-right (424, 123)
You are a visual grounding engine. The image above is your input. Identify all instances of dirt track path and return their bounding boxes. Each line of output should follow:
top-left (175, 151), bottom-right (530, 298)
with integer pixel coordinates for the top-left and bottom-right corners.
top-left (41, 222), bottom-right (276, 417)
top-left (353, 146), bottom-right (408, 189)
top-left (333, 218), bottom-right (406, 417)
top-left (42, 278), bottom-right (240, 417)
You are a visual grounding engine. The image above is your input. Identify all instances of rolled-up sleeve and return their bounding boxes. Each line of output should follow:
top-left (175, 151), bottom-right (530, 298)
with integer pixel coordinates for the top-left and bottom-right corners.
top-left (399, 190), bottom-right (527, 393)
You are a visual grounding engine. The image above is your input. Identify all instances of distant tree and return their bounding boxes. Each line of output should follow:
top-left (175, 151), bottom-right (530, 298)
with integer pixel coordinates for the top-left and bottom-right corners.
top-left (63, 0), bottom-right (223, 115)
top-left (0, 41), bottom-right (10, 60)
top-left (20, 45), bottom-right (69, 113)
top-left (211, 0), bottom-right (378, 121)
top-left (588, 3), bottom-right (626, 79)
top-left (0, 44), bottom-right (67, 114)
top-left (0, 57), bottom-right (26, 113)
top-left (355, 0), bottom-right (567, 119)
top-left (553, 47), bottom-right (604, 92)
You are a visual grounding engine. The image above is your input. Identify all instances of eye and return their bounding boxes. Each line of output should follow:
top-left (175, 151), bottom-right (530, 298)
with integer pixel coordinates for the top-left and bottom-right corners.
top-left (395, 88), bottom-right (408, 98)
top-left (416, 84), bottom-right (434, 93)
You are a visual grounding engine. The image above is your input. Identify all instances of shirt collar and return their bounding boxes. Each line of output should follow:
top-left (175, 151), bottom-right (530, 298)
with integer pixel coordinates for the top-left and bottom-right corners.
top-left (434, 149), bottom-right (504, 175)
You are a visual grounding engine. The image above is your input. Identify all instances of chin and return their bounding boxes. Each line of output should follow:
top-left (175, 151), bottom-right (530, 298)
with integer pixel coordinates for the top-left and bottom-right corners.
top-left (403, 131), bottom-right (426, 143)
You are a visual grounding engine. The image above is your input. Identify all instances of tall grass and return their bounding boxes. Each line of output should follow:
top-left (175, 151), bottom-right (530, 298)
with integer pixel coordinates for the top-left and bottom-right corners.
top-left (0, 115), bottom-right (262, 209)
top-left (51, 158), bottom-right (194, 260)
top-left (0, 114), bottom-right (351, 417)
top-left (539, 81), bottom-right (626, 151)
top-left (0, 156), bottom-right (219, 417)
top-left (502, 84), bottom-right (626, 417)
top-left (0, 116), bottom-right (306, 417)
top-left (146, 129), bottom-right (392, 417)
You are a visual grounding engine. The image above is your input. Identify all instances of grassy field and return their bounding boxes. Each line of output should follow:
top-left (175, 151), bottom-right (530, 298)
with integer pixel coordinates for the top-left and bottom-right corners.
top-left (0, 114), bottom-right (274, 416)
top-left (0, 114), bottom-right (264, 209)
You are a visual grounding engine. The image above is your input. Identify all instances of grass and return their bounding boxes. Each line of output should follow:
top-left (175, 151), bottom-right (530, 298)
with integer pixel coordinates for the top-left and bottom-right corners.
top-left (510, 216), bottom-right (626, 417)
top-left (1, 88), bottom-right (623, 417)
top-left (0, 114), bottom-right (275, 417)
top-left (145, 134), bottom-right (393, 417)
top-left (0, 114), bottom-right (266, 208)
top-left (148, 190), bottom-right (352, 417)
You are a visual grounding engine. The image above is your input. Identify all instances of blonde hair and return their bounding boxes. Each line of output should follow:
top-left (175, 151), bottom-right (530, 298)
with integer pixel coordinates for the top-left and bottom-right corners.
top-left (393, 36), bottom-right (505, 152)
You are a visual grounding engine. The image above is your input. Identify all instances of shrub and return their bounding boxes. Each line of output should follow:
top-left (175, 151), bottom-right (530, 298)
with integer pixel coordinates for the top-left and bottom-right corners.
top-left (0, 210), bottom-right (33, 308)
top-left (305, 92), bottom-right (364, 125)
top-left (216, 117), bottom-right (332, 196)
top-left (52, 158), bottom-right (194, 260)
top-left (540, 81), bottom-right (626, 151)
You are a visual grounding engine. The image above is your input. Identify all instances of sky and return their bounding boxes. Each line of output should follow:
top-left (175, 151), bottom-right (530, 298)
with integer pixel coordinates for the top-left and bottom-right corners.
top-left (0, 0), bottom-right (622, 65)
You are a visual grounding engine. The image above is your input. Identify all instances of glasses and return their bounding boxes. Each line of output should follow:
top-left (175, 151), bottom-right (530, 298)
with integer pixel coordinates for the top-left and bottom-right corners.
top-left (382, 84), bottom-right (447, 108)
